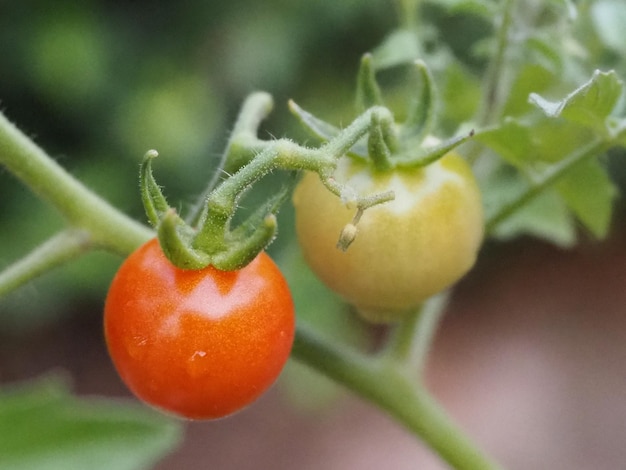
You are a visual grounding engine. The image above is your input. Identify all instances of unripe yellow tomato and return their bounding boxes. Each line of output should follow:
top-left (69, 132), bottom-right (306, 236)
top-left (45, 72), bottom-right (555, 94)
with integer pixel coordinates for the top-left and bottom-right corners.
top-left (292, 152), bottom-right (483, 323)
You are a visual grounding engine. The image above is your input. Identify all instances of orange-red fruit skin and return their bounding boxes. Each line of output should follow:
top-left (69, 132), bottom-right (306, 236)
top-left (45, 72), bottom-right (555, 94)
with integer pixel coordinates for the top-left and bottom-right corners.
top-left (104, 239), bottom-right (295, 420)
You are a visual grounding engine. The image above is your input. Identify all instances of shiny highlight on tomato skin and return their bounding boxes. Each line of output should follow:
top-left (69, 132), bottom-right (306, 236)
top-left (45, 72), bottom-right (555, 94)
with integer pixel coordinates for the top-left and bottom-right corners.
top-left (104, 239), bottom-right (295, 420)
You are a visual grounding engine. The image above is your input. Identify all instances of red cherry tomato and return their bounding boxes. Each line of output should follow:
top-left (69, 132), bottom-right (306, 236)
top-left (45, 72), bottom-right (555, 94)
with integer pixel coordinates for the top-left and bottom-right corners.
top-left (104, 239), bottom-right (295, 420)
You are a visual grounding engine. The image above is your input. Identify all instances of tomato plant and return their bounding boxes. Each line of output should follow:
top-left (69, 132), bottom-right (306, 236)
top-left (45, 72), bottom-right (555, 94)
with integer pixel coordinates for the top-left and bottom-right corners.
top-left (293, 152), bottom-right (483, 323)
top-left (104, 238), bottom-right (295, 420)
top-left (2, 1), bottom-right (626, 468)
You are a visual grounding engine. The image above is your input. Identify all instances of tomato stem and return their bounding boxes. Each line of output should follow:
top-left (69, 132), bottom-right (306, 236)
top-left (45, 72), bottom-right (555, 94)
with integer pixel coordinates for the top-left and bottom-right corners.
top-left (381, 293), bottom-right (449, 374)
top-left (393, 0), bottom-right (420, 30)
top-left (476, 0), bottom-right (516, 126)
top-left (292, 322), bottom-right (504, 470)
top-left (322, 106), bottom-right (393, 160)
top-left (0, 111), bottom-right (153, 257)
top-left (0, 229), bottom-right (92, 297)
top-left (186, 92), bottom-right (275, 227)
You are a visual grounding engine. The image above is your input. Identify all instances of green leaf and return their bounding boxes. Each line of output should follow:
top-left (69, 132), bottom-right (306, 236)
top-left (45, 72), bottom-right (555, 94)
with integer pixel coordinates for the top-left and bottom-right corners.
top-left (526, 36), bottom-right (564, 74)
top-left (371, 29), bottom-right (421, 70)
top-left (490, 189), bottom-right (577, 247)
top-left (439, 61), bottom-right (481, 125)
top-left (556, 159), bottom-right (617, 238)
top-left (482, 163), bottom-right (576, 246)
top-left (476, 117), bottom-right (598, 167)
top-left (530, 120), bottom-right (597, 163)
top-left (0, 377), bottom-right (182, 470)
top-left (474, 119), bottom-right (533, 168)
top-left (499, 192), bottom-right (576, 246)
top-left (529, 70), bottom-right (624, 135)
top-left (591, 0), bottom-right (626, 56)
top-left (609, 118), bottom-right (626, 146)
top-left (501, 63), bottom-right (555, 118)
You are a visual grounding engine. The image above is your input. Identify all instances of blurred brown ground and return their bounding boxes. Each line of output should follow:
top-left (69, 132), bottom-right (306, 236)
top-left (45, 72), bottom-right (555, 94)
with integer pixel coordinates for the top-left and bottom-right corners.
top-left (3, 226), bottom-right (626, 470)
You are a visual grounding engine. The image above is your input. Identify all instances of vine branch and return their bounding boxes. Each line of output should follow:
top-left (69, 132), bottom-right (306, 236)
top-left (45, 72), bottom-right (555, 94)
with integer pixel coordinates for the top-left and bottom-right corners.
top-left (292, 322), bottom-right (503, 470)
top-left (381, 293), bottom-right (450, 374)
top-left (0, 229), bottom-right (91, 297)
top-left (477, 0), bottom-right (516, 126)
top-left (0, 112), bottom-right (153, 256)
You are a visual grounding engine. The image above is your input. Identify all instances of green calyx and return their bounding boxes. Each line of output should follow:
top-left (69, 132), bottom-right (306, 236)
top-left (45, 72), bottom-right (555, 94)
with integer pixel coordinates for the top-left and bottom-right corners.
top-left (140, 88), bottom-right (405, 270)
top-left (291, 53), bottom-right (474, 172)
top-left (141, 56), bottom-right (471, 271)
top-left (140, 150), bottom-right (289, 271)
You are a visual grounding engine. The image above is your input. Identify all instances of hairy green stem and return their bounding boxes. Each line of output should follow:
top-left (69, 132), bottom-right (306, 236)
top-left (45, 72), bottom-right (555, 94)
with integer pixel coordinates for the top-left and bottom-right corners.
top-left (199, 105), bottom-right (395, 243)
top-left (0, 229), bottom-right (91, 297)
top-left (229, 91), bottom-right (275, 143)
top-left (324, 106), bottom-right (393, 158)
top-left (292, 323), bottom-right (503, 470)
top-left (382, 293), bottom-right (449, 374)
top-left (477, 0), bottom-right (516, 126)
top-left (394, 0), bottom-right (420, 30)
top-left (0, 112), bottom-right (153, 255)
top-left (187, 92), bottom-right (276, 226)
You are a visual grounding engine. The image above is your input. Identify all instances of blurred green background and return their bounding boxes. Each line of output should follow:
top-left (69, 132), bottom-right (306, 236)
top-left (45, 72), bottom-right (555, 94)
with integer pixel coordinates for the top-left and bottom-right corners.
top-left (4, 1), bottom-right (626, 469)
top-left (3, 0), bottom-right (626, 332)
top-left (0, 0), bottom-right (401, 330)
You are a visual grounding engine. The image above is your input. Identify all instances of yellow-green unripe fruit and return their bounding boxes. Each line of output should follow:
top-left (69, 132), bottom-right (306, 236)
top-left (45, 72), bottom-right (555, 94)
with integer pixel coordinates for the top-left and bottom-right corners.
top-left (292, 153), bottom-right (484, 323)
